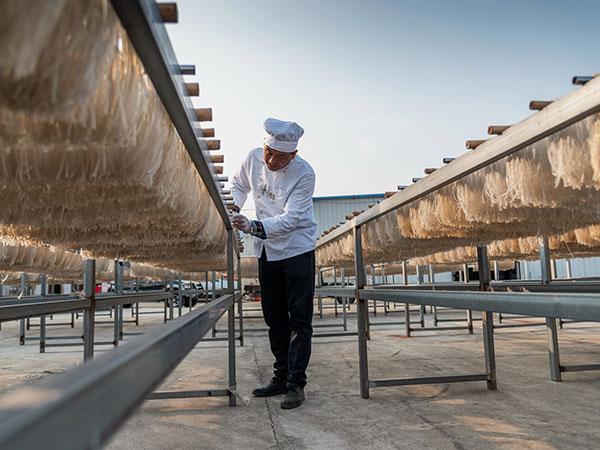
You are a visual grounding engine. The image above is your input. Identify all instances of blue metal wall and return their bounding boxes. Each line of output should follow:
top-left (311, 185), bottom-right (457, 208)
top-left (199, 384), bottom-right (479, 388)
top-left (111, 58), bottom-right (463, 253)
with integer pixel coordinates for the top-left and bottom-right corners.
top-left (313, 194), bottom-right (385, 237)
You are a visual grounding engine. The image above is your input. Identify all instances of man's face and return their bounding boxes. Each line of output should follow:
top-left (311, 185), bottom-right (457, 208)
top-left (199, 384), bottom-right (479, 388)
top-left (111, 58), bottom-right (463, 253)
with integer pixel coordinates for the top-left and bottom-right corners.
top-left (263, 145), bottom-right (297, 171)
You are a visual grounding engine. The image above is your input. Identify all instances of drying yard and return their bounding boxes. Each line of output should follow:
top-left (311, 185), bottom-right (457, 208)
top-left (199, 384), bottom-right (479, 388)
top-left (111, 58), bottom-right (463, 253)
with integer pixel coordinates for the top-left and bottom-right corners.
top-left (1, 302), bottom-right (599, 449)
top-left (1, 1), bottom-right (600, 450)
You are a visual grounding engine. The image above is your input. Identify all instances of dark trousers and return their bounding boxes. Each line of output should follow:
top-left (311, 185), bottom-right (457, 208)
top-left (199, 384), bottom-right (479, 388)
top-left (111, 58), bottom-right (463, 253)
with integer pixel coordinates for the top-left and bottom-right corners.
top-left (258, 249), bottom-right (315, 388)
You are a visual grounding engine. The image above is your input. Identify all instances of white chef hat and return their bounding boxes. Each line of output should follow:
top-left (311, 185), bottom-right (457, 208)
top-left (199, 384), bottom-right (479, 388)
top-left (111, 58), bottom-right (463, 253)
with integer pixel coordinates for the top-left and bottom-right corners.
top-left (263, 118), bottom-right (304, 153)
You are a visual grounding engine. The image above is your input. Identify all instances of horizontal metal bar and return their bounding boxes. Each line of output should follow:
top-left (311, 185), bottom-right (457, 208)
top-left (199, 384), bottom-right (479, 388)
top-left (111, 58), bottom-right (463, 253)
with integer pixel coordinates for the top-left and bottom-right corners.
top-left (0, 299), bottom-right (90, 323)
top-left (96, 292), bottom-right (170, 308)
top-left (0, 292), bottom-right (171, 323)
top-left (0, 294), bottom-right (234, 450)
top-left (317, 75), bottom-right (600, 247)
top-left (44, 342), bottom-right (114, 348)
top-left (0, 294), bottom-right (79, 305)
top-left (560, 363), bottom-right (600, 372)
top-left (366, 283), bottom-right (479, 291)
top-left (369, 374), bottom-right (488, 387)
top-left (360, 289), bottom-right (600, 322)
top-left (313, 332), bottom-right (358, 338)
top-left (409, 326), bottom-right (470, 332)
top-left (314, 287), bottom-right (356, 298)
top-left (368, 321), bottom-right (409, 327)
top-left (148, 389), bottom-right (228, 400)
top-left (493, 322), bottom-right (546, 329)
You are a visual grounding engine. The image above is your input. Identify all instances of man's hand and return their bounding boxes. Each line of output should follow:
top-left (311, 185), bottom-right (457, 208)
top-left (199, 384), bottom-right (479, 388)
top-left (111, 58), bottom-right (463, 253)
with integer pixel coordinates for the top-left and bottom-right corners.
top-left (231, 212), bottom-right (251, 233)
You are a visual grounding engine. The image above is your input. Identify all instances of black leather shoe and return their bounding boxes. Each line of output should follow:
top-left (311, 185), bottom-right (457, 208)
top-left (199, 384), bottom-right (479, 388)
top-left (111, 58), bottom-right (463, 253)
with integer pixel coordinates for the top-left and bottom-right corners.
top-left (252, 378), bottom-right (287, 397)
top-left (280, 385), bottom-right (305, 409)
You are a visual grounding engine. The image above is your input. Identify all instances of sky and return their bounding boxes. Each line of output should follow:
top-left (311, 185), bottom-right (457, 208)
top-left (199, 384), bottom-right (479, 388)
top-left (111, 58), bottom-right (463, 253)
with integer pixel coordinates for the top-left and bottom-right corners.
top-left (166, 0), bottom-right (600, 204)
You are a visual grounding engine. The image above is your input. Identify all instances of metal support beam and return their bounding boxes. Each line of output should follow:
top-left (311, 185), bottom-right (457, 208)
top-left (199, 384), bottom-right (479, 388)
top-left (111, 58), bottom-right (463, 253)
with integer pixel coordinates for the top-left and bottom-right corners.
top-left (178, 272), bottom-right (183, 317)
top-left (546, 317), bottom-right (562, 381)
top-left (227, 230), bottom-right (237, 406)
top-left (354, 226), bottom-right (369, 399)
top-left (83, 260), bottom-right (96, 361)
top-left (169, 272), bottom-right (174, 321)
top-left (39, 275), bottom-right (47, 354)
top-left (341, 267), bottom-right (348, 331)
top-left (237, 253), bottom-right (244, 346)
top-left (0, 294), bottom-right (235, 449)
top-left (539, 235), bottom-right (561, 381)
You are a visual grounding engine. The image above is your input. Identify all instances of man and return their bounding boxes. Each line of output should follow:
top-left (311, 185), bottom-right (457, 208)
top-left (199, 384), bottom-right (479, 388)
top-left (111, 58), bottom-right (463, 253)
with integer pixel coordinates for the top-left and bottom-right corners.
top-left (230, 118), bottom-right (317, 409)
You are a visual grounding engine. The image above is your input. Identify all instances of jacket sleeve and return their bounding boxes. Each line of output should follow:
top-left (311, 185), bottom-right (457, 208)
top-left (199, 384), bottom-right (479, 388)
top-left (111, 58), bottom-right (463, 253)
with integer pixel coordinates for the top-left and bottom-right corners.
top-left (230, 155), bottom-right (251, 211)
top-left (261, 171), bottom-right (315, 238)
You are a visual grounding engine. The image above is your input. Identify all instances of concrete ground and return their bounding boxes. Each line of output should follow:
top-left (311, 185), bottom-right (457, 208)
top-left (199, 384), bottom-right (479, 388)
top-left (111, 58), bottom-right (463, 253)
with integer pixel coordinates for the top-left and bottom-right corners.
top-left (1, 300), bottom-right (599, 449)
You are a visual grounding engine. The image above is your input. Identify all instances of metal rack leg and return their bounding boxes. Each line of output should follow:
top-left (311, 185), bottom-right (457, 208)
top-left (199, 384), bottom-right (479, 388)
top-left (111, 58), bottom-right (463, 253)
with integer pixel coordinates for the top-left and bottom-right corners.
top-left (169, 272), bottom-right (174, 321)
top-left (119, 305), bottom-right (124, 341)
top-left (19, 319), bottom-right (25, 345)
top-left (39, 316), bottom-right (46, 353)
top-left (354, 226), bottom-right (369, 399)
top-left (404, 303), bottom-right (411, 336)
top-left (358, 296), bottom-right (369, 399)
top-left (341, 267), bottom-right (348, 331)
top-left (318, 295), bottom-right (323, 319)
top-left (482, 311), bottom-right (497, 390)
top-left (546, 317), bottom-right (562, 382)
top-left (226, 230), bottom-right (237, 406)
top-left (39, 274), bottom-right (48, 354)
top-left (467, 310), bottom-right (473, 334)
top-left (83, 259), bottom-right (96, 361)
top-left (113, 306), bottom-right (119, 347)
top-left (178, 272), bottom-right (183, 317)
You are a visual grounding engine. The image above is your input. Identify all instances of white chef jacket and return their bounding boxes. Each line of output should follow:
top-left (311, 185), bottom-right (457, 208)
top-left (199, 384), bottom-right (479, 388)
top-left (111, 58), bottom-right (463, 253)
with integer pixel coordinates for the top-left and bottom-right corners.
top-left (231, 147), bottom-right (317, 261)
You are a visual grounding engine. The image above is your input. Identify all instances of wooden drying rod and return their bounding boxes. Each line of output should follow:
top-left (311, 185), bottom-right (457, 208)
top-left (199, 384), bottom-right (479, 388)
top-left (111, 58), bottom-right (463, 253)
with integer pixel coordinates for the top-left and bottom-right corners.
top-left (214, 166), bottom-right (223, 174)
top-left (185, 83), bottom-right (199, 96)
top-left (195, 108), bottom-right (213, 122)
top-left (573, 76), bottom-right (594, 85)
top-left (424, 168), bottom-right (437, 174)
top-left (487, 125), bottom-right (510, 135)
top-left (201, 139), bottom-right (220, 150)
top-left (211, 155), bottom-right (224, 163)
top-left (465, 139), bottom-right (486, 149)
top-left (179, 65), bottom-right (195, 75)
top-left (158, 3), bottom-right (178, 23)
top-left (529, 100), bottom-right (552, 111)
top-left (385, 191), bottom-right (396, 198)
top-left (201, 128), bottom-right (215, 138)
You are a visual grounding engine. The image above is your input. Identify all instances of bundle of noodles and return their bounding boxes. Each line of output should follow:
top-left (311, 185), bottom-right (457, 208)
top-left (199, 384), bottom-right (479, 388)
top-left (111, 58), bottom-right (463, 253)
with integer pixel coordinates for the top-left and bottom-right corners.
top-left (0, 243), bottom-right (86, 280)
top-left (1, 272), bottom-right (42, 285)
top-left (129, 263), bottom-right (173, 282)
top-left (315, 233), bottom-right (355, 268)
top-left (409, 224), bottom-right (600, 269)
top-left (0, 0), bottom-right (227, 273)
top-left (240, 256), bottom-right (259, 279)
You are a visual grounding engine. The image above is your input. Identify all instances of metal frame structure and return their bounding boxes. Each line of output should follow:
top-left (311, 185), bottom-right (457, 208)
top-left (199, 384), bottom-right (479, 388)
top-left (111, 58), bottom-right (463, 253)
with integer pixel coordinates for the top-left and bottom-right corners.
top-left (0, 1), bottom-right (245, 447)
top-left (0, 292), bottom-right (238, 449)
top-left (314, 75), bottom-right (600, 398)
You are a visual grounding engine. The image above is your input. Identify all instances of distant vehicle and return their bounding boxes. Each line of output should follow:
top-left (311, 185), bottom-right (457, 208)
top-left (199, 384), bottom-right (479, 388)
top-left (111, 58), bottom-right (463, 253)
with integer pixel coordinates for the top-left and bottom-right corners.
top-left (167, 281), bottom-right (204, 307)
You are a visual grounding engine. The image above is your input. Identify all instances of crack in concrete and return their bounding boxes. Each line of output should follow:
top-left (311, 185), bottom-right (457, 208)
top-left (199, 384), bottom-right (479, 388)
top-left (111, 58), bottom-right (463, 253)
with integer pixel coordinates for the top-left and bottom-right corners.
top-left (252, 345), bottom-right (283, 450)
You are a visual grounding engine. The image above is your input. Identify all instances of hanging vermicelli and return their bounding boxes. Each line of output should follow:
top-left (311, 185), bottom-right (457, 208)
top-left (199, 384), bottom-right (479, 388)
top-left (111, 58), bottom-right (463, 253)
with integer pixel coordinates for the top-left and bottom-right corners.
top-left (318, 111), bottom-right (600, 270)
top-left (0, 0), bottom-right (228, 272)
